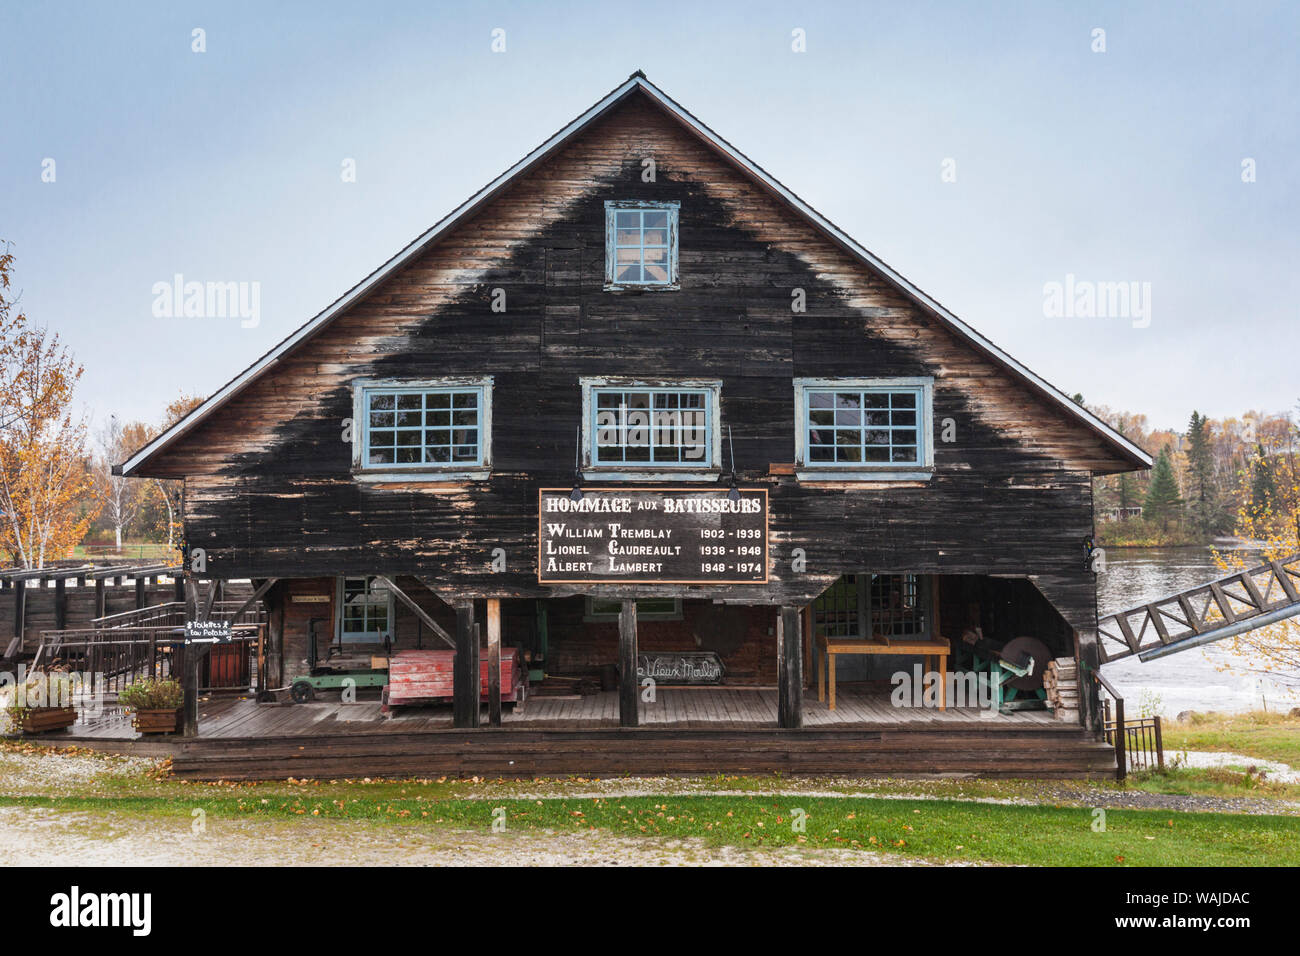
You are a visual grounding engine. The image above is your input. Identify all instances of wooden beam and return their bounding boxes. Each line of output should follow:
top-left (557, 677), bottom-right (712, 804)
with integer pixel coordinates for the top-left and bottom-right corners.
top-left (135, 576), bottom-right (147, 609)
top-left (374, 576), bottom-right (455, 648)
top-left (222, 577), bottom-right (278, 622)
top-left (778, 606), bottom-right (803, 728)
top-left (54, 578), bottom-right (67, 631)
top-left (95, 577), bottom-right (106, 619)
top-left (265, 591), bottom-right (284, 694)
top-left (619, 599), bottom-right (638, 727)
top-left (453, 602), bottom-right (480, 728)
top-left (487, 599), bottom-right (502, 727)
top-left (200, 580), bottom-right (218, 622)
top-left (12, 580), bottom-right (25, 652)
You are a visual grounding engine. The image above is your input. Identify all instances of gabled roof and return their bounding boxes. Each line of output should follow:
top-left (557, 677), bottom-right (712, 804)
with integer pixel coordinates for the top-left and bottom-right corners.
top-left (120, 72), bottom-right (1151, 476)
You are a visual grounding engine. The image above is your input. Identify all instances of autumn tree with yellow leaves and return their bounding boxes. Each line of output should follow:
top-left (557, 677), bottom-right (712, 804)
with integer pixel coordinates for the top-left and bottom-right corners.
top-left (1214, 408), bottom-right (1300, 691)
top-left (0, 242), bottom-right (97, 567)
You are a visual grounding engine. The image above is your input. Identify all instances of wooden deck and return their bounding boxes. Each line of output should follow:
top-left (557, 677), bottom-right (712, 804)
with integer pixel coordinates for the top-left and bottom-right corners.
top-left (61, 685), bottom-right (1063, 739)
top-left (20, 685), bottom-right (1115, 781)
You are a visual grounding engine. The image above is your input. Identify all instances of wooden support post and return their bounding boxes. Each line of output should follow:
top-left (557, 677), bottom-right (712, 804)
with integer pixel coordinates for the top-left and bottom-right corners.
top-left (54, 578), bottom-right (67, 631)
top-left (12, 580), bottom-right (24, 652)
top-left (182, 647), bottom-right (211, 737)
top-left (778, 606), bottom-right (803, 729)
top-left (181, 574), bottom-right (210, 737)
top-left (1076, 627), bottom-right (1103, 733)
top-left (95, 578), bottom-right (106, 620)
top-left (265, 587), bottom-right (284, 694)
top-left (619, 599), bottom-right (638, 727)
top-left (453, 602), bottom-right (480, 728)
top-left (173, 575), bottom-right (184, 602)
top-left (135, 576), bottom-right (146, 609)
top-left (487, 599), bottom-right (502, 727)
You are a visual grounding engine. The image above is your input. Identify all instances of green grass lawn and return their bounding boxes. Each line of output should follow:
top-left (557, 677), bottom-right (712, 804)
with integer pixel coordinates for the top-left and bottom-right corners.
top-left (3, 743), bottom-right (1297, 865)
top-left (1162, 711), bottom-right (1300, 766)
top-left (1, 786), bottom-right (1295, 866)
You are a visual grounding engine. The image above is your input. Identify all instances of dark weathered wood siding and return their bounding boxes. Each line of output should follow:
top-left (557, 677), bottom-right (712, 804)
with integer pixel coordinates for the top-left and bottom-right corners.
top-left (137, 91), bottom-right (1128, 630)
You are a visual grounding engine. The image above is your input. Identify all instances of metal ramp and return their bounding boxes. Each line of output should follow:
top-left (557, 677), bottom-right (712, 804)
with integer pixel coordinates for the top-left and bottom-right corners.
top-left (1097, 553), bottom-right (1300, 663)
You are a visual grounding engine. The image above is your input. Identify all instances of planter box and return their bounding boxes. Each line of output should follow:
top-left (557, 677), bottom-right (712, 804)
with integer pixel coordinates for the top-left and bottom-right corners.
top-left (133, 708), bottom-right (182, 735)
top-left (18, 707), bottom-right (78, 734)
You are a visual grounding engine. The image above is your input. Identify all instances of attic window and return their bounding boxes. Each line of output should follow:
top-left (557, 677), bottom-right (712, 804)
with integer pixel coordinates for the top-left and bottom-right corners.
top-left (604, 201), bottom-right (679, 289)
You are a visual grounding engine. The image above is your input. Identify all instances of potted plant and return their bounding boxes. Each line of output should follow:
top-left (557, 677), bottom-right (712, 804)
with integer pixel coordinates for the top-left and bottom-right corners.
top-left (4, 673), bottom-right (78, 734)
top-left (119, 678), bottom-right (184, 735)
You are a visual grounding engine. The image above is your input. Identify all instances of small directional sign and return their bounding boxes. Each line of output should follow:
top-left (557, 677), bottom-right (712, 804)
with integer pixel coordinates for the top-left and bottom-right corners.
top-left (184, 620), bottom-right (234, 645)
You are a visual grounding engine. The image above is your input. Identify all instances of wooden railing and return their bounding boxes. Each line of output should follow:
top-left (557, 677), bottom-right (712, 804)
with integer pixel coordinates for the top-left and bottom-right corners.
top-left (31, 599), bottom-right (268, 696)
top-left (1093, 670), bottom-right (1164, 780)
top-left (1104, 707), bottom-right (1164, 773)
top-left (33, 628), bottom-right (264, 696)
top-left (1094, 670), bottom-right (1126, 780)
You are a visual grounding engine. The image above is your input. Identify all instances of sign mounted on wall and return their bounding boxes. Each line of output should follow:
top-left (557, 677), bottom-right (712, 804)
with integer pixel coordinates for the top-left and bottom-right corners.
top-left (537, 488), bottom-right (768, 584)
top-left (637, 651), bottom-right (726, 685)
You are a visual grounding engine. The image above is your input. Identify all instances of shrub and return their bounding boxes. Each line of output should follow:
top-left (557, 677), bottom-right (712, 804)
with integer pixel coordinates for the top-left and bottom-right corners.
top-left (3, 672), bottom-right (79, 722)
top-left (119, 678), bottom-right (183, 711)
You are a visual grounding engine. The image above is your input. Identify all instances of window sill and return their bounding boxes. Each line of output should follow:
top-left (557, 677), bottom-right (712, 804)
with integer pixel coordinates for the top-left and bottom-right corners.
top-left (355, 468), bottom-right (491, 484)
top-left (603, 282), bottom-right (680, 293)
top-left (795, 468), bottom-right (934, 483)
top-left (581, 469), bottom-right (721, 483)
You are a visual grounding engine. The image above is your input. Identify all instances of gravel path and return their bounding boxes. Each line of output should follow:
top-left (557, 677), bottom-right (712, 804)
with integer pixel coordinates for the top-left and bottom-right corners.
top-left (1172, 750), bottom-right (1300, 783)
top-left (0, 806), bottom-right (945, 867)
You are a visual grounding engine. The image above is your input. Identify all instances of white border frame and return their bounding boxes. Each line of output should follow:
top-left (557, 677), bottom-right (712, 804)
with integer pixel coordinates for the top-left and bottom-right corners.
top-left (351, 375), bottom-right (494, 482)
top-left (793, 376), bottom-right (935, 481)
top-left (579, 375), bottom-right (723, 481)
top-left (604, 200), bottom-right (681, 291)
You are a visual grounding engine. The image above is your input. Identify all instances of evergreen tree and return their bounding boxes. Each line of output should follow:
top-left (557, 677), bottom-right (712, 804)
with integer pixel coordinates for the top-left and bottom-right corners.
top-left (1185, 411), bottom-right (1218, 535)
top-left (1248, 442), bottom-right (1277, 528)
top-left (1143, 445), bottom-right (1183, 530)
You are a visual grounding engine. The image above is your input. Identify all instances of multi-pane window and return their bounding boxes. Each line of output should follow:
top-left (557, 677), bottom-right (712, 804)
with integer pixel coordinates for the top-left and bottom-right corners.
top-left (870, 574), bottom-right (924, 637)
top-left (812, 574), bottom-right (926, 640)
top-left (800, 382), bottom-right (925, 468)
top-left (590, 386), bottom-right (713, 467)
top-left (604, 202), bottom-right (679, 288)
top-left (363, 386), bottom-right (484, 468)
top-left (813, 575), bottom-right (864, 638)
top-left (586, 597), bottom-right (682, 621)
top-left (339, 577), bottom-right (391, 640)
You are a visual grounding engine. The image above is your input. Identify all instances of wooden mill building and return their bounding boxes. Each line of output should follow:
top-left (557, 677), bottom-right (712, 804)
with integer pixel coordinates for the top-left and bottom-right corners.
top-left (117, 74), bottom-right (1150, 779)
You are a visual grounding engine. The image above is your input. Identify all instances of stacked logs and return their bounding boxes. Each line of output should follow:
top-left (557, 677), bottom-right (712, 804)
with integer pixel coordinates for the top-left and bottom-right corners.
top-left (1043, 657), bottom-right (1079, 722)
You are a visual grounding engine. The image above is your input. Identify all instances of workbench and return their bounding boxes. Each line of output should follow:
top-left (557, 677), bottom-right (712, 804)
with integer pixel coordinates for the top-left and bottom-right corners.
top-left (816, 635), bottom-right (950, 711)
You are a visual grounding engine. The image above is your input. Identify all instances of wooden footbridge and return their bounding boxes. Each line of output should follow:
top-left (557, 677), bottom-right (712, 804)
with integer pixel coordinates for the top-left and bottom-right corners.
top-left (1097, 553), bottom-right (1300, 663)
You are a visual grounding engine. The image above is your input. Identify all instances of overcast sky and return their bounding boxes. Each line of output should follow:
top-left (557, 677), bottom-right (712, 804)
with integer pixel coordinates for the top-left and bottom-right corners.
top-left (2, 1), bottom-right (1296, 434)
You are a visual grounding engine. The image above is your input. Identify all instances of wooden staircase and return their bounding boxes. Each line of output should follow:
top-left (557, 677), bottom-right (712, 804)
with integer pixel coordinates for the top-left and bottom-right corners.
top-left (1098, 553), bottom-right (1300, 663)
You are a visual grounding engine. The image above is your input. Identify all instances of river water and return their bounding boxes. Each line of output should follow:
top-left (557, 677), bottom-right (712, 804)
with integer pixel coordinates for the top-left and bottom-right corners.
top-left (1098, 546), bottom-right (1296, 717)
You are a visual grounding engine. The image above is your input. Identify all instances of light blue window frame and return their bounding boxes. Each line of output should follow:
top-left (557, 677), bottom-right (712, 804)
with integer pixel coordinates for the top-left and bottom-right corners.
top-left (336, 576), bottom-right (394, 644)
top-left (585, 597), bottom-right (683, 621)
top-left (581, 379), bottom-right (721, 475)
top-left (793, 377), bottom-right (934, 481)
top-left (604, 201), bottom-right (680, 290)
top-left (352, 376), bottom-right (493, 480)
